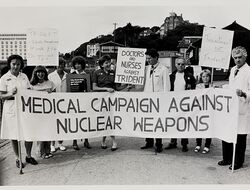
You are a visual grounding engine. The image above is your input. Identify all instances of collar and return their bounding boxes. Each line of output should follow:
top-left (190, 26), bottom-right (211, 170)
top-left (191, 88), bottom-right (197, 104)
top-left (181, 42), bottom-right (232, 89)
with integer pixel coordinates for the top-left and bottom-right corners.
top-left (151, 62), bottom-right (159, 70)
top-left (7, 71), bottom-right (21, 78)
top-left (75, 70), bottom-right (86, 74)
top-left (235, 63), bottom-right (248, 73)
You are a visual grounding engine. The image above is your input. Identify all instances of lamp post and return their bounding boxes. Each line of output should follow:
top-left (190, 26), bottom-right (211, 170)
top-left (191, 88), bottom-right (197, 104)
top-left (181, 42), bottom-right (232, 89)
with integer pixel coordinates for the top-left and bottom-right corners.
top-left (113, 23), bottom-right (118, 42)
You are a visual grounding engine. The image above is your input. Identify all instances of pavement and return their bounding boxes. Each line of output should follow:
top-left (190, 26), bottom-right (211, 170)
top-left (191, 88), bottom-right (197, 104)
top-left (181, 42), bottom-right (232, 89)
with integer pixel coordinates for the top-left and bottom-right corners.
top-left (0, 136), bottom-right (250, 188)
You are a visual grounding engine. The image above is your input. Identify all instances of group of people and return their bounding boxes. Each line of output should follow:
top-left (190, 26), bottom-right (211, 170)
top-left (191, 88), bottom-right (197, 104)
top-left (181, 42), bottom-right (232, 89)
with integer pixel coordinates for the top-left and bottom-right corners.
top-left (0, 46), bottom-right (249, 171)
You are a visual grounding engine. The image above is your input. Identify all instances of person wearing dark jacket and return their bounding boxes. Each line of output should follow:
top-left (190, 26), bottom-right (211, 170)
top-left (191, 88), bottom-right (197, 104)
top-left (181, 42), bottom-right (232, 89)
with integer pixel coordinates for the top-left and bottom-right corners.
top-left (165, 57), bottom-right (196, 152)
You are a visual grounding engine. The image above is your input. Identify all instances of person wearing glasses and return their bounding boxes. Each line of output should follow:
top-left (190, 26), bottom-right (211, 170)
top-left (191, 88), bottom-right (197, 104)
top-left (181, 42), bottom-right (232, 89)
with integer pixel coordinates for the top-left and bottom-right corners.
top-left (218, 46), bottom-right (250, 170)
top-left (140, 49), bottom-right (171, 153)
top-left (165, 57), bottom-right (196, 152)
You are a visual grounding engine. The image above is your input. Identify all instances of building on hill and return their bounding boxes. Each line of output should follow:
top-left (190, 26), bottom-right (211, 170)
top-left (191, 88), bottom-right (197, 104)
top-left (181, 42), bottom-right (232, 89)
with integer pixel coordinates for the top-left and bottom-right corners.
top-left (98, 41), bottom-right (125, 59)
top-left (139, 28), bottom-right (153, 38)
top-left (177, 36), bottom-right (202, 59)
top-left (159, 12), bottom-right (189, 37)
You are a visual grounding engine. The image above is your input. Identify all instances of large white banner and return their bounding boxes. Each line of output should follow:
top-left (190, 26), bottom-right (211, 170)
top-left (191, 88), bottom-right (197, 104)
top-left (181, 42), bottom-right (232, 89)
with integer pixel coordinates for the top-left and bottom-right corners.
top-left (14, 88), bottom-right (238, 143)
top-left (199, 27), bottom-right (234, 69)
top-left (115, 47), bottom-right (146, 85)
top-left (26, 28), bottom-right (59, 66)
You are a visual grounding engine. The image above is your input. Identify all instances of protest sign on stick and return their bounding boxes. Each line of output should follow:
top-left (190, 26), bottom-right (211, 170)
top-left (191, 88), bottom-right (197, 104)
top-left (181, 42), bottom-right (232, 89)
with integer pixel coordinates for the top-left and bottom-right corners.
top-left (26, 28), bottom-right (59, 66)
top-left (115, 47), bottom-right (146, 85)
top-left (199, 27), bottom-right (234, 70)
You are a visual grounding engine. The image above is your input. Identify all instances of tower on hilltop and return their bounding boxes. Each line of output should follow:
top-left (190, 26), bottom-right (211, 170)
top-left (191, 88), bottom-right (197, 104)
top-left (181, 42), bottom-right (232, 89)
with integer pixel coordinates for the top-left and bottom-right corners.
top-left (159, 12), bottom-right (189, 37)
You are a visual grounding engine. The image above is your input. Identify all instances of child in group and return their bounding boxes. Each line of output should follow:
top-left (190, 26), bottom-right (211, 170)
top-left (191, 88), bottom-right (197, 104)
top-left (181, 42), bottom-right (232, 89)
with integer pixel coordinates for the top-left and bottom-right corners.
top-left (194, 69), bottom-right (212, 154)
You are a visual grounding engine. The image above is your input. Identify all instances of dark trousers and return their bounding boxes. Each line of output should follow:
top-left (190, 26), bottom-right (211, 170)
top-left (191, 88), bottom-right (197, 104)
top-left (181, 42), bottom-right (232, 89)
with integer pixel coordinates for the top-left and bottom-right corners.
top-left (145, 138), bottom-right (162, 149)
top-left (40, 141), bottom-right (51, 155)
top-left (170, 138), bottom-right (188, 147)
top-left (196, 138), bottom-right (212, 148)
top-left (222, 134), bottom-right (247, 166)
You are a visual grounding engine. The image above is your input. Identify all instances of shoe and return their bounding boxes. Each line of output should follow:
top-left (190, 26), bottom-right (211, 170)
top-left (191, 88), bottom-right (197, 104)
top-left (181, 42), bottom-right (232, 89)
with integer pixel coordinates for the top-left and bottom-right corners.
top-left (47, 153), bottom-right (53, 158)
top-left (50, 145), bottom-right (56, 153)
top-left (218, 160), bottom-right (231, 166)
top-left (164, 143), bottom-right (177, 150)
top-left (111, 142), bottom-right (118, 151)
top-left (155, 147), bottom-right (163, 153)
top-left (73, 144), bottom-right (80, 150)
top-left (202, 147), bottom-right (210, 154)
top-left (140, 144), bottom-right (153, 149)
top-left (229, 164), bottom-right (242, 170)
top-left (42, 154), bottom-right (50, 159)
top-left (182, 146), bottom-right (188, 152)
top-left (16, 159), bottom-right (25, 168)
top-left (25, 156), bottom-right (38, 165)
top-left (59, 145), bottom-right (67, 151)
top-left (101, 145), bottom-right (107, 149)
top-left (84, 141), bottom-right (91, 149)
top-left (194, 146), bottom-right (201, 153)
top-left (111, 146), bottom-right (118, 151)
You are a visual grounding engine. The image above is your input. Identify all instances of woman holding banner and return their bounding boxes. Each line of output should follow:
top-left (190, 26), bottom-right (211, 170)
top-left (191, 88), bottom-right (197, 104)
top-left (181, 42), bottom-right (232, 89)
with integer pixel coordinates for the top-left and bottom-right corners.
top-left (92, 55), bottom-right (120, 151)
top-left (0, 54), bottom-right (38, 168)
top-left (30, 65), bottom-right (56, 159)
top-left (194, 69), bottom-right (212, 154)
top-left (70, 56), bottom-right (91, 150)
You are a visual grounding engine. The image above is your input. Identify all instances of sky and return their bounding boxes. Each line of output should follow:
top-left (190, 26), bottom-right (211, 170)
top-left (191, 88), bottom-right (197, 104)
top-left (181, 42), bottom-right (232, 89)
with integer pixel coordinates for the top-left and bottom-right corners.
top-left (0, 0), bottom-right (249, 53)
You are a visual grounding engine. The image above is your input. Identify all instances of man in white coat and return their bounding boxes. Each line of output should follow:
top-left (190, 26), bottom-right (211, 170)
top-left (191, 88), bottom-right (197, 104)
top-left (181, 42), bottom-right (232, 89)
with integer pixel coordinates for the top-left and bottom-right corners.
top-left (140, 49), bottom-right (170, 153)
top-left (218, 46), bottom-right (250, 170)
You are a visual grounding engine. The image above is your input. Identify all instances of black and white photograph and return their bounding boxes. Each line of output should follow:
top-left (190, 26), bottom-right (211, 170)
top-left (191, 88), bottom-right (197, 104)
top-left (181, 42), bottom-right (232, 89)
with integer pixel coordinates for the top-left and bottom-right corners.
top-left (0, 0), bottom-right (250, 189)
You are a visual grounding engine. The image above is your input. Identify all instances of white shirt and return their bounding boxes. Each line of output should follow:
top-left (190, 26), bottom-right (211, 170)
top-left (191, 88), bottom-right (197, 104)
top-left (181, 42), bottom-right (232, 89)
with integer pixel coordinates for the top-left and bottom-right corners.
top-left (48, 70), bottom-right (67, 92)
top-left (228, 63), bottom-right (250, 134)
top-left (144, 63), bottom-right (170, 92)
top-left (174, 72), bottom-right (185, 91)
top-left (0, 71), bottom-right (31, 92)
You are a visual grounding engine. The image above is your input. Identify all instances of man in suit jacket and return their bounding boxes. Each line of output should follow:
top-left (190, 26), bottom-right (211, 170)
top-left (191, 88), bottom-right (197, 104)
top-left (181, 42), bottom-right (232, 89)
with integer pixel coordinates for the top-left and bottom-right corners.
top-left (140, 49), bottom-right (171, 153)
top-left (165, 57), bottom-right (196, 152)
top-left (218, 46), bottom-right (250, 170)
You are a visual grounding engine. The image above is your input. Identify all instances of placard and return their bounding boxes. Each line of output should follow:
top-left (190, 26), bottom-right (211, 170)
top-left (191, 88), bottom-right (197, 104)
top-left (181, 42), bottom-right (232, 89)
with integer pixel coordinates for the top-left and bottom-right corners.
top-left (115, 47), bottom-right (146, 85)
top-left (66, 74), bottom-right (91, 92)
top-left (26, 28), bottom-right (59, 66)
top-left (199, 27), bottom-right (234, 69)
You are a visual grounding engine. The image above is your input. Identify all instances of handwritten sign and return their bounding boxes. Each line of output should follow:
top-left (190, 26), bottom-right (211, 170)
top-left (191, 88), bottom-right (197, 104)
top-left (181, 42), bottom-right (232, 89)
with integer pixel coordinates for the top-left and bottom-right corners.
top-left (199, 27), bottom-right (234, 69)
top-left (26, 28), bottom-right (59, 66)
top-left (115, 47), bottom-right (146, 85)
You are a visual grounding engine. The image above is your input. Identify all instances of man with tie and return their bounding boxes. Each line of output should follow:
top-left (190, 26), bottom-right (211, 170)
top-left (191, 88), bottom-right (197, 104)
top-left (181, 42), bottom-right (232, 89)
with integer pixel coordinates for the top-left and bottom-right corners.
top-left (218, 46), bottom-right (250, 170)
top-left (140, 49), bottom-right (171, 153)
